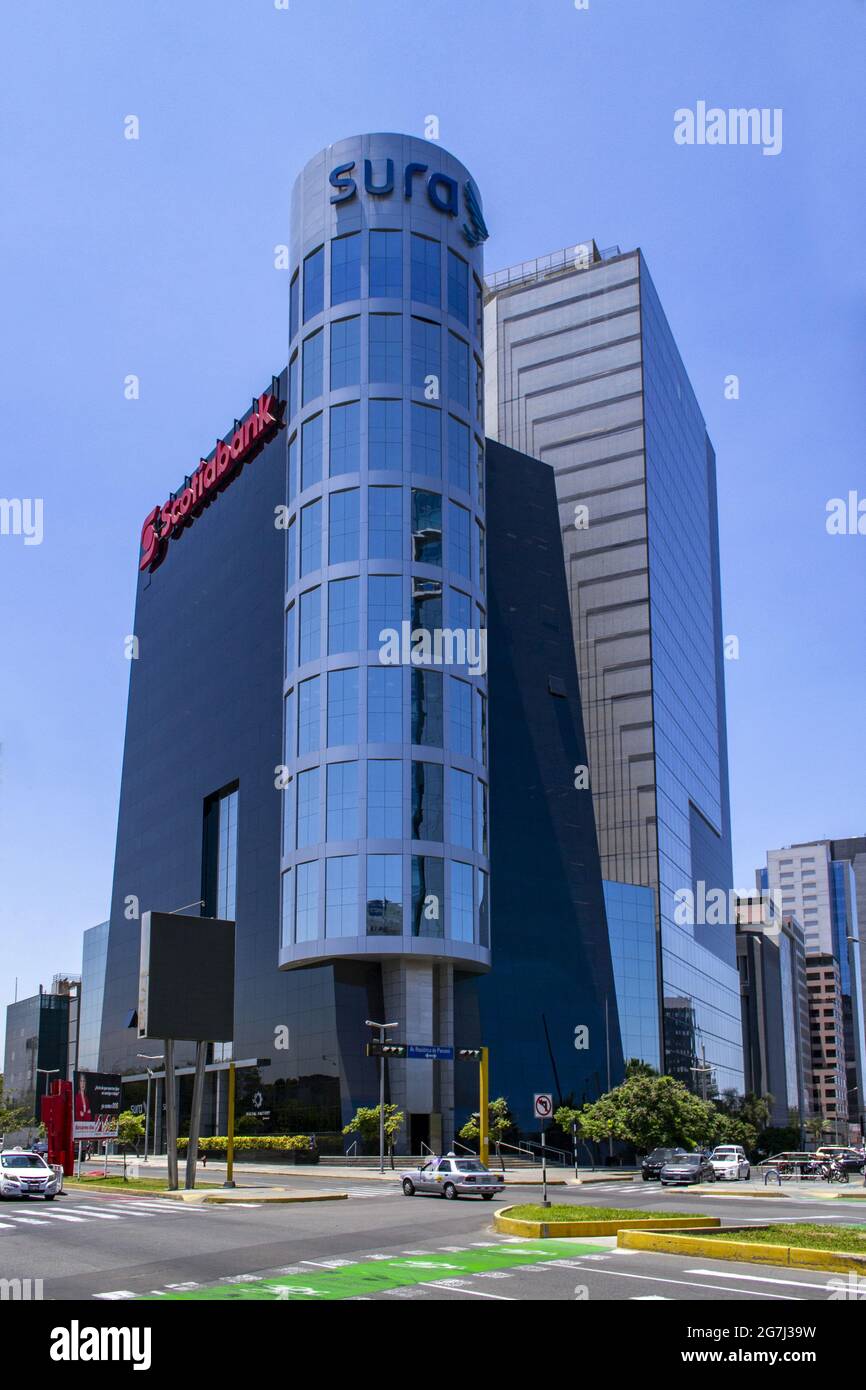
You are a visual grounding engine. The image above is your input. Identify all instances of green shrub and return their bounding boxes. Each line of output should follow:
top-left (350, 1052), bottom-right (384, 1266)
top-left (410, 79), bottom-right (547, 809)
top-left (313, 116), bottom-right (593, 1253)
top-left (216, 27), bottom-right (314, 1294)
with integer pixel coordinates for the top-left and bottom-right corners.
top-left (176, 1135), bottom-right (312, 1154)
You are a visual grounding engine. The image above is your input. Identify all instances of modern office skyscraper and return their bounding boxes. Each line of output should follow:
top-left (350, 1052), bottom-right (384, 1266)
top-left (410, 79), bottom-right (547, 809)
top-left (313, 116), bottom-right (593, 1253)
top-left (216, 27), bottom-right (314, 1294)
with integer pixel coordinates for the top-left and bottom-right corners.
top-left (484, 242), bottom-right (743, 1093)
top-left (764, 842), bottom-right (865, 1136)
top-left (736, 893), bottom-right (811, 1132)
top-left (94, 136), bottom-right (621, 1151)
top-left (828, 836), bottom-right (866, 1025)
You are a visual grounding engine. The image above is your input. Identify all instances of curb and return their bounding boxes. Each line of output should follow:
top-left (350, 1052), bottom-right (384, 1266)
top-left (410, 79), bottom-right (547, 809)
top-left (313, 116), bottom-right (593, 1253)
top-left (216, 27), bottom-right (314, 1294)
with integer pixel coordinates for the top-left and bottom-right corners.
top-left (63, 1183), bottom-right (348, 1204)
top-left (617, 1227), bottom-right (866, 1275)
top-left (494, 1207), bottom-right (721, 1238)
top-left (161, 1189), bottom-right (349, 1205)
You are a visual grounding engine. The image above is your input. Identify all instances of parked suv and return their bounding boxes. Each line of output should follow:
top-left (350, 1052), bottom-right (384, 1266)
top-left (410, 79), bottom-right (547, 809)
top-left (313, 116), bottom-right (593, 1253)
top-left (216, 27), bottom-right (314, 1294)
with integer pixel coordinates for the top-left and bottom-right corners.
top-left (710, 1145), bottom-right (751, 1181)
top-left (641, 1146), bottom-right (687, 1181)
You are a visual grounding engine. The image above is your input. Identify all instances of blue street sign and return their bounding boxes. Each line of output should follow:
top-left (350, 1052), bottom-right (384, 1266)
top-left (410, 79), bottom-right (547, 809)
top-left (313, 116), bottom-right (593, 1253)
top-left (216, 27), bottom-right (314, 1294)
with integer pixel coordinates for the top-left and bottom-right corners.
top-left (407, 1044), bottom-right (454, 1061)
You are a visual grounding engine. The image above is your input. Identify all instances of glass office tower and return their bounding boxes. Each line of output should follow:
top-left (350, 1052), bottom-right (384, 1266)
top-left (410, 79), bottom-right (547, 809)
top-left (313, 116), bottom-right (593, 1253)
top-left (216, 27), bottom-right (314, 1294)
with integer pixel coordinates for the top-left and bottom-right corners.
top-left (485, 244), bottom-right (744, 1092)
top-left (279, 135), bottom-right (490, 1150)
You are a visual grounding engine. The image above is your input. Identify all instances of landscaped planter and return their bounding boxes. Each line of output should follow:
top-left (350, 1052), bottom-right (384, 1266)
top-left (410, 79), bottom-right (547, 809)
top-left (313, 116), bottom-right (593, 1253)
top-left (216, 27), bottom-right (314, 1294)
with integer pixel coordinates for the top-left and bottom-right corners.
top-left (494, 1206), bottom-right (720, 1238)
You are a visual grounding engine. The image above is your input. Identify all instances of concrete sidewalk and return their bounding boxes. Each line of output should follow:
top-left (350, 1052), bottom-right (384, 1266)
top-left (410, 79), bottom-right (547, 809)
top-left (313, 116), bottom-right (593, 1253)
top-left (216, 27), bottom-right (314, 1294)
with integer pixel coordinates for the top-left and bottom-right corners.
top-left (102, 1153), bottom-right (636, 1186)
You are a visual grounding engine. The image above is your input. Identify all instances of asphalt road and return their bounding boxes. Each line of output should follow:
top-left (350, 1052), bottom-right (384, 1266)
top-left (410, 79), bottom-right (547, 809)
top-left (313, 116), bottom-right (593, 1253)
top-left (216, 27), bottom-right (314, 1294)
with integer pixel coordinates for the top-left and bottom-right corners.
top-left (1, 1174), bottom-right (861, 1302)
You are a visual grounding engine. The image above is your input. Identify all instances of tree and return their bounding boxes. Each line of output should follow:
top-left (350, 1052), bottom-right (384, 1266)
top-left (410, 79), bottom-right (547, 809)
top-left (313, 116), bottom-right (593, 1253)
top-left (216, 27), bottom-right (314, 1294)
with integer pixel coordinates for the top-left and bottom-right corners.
top-left (343, 1105), bottom-right (404, 1162)
top-left (805, 1114), bottom-right (828, 1145)
top-left (116, 1109), bottom-right (145, 1156)
top-left (458, 1097), bottom-right (517, 1153)
top-left (553, 1104), bottom-right (583, 1137)
top-left (624, 1059), bottom-right (658, 1079)
top-left (0, 1074), bottom-right (34, 1136)
top-left (577, 1073), bottom-right (721, 1154)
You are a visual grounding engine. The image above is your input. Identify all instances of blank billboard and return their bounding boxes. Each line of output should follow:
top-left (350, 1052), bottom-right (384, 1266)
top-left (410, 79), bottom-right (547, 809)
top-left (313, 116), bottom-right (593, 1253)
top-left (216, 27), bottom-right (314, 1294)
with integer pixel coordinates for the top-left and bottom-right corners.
top-left (138, 911), bottom-right (235, 1042)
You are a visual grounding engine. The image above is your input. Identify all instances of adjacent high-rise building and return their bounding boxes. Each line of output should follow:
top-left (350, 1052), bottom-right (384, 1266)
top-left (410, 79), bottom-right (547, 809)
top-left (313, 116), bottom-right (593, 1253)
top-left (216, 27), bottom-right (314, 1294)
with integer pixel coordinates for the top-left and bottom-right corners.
top-left (484, 242), bottom-right (743, 1092)
top-left (806, 955), bottom-right (849, 1140)
top-left (763, 842), bottom-right (865, 1136)
top-left (3, 978), bottom-right (79, 1117)
top-left (736, 893), bottom-right (811, 1132)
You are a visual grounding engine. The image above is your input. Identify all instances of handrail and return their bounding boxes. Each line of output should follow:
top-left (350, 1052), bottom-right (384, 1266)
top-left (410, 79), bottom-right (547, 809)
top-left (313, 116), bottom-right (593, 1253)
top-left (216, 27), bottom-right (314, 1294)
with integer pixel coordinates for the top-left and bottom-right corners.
top-left (452, 1139), bottom-right (476, 1155)
top-left (494, 1140), bottom-right (535, 1158)
top-left (344, 1139), bottom-right (359, 1164)
top-left (420, 1140), bottom-right (435, 1157)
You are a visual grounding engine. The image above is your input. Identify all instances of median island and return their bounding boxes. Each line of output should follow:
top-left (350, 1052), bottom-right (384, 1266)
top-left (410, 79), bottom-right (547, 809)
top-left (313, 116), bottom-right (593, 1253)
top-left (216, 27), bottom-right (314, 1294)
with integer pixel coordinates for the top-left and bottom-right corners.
top-left (700, 1223), bottom-right (866, 1255)
top-left (504, 1204), bottom-right (697, 1223)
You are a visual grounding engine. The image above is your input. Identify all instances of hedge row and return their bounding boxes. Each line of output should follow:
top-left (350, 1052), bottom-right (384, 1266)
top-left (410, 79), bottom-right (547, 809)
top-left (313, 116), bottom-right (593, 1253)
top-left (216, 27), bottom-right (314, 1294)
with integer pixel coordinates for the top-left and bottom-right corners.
top-left (176, 1135), bottom-right (312, 1154)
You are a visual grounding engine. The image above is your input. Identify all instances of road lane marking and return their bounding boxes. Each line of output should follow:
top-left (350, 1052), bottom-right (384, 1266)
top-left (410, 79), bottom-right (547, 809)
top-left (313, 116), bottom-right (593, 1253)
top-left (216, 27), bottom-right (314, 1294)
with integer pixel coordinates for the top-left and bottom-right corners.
top-left (563, 1264), bottom-right (801, 1299)
top-left (417, 1281), bottom-right (515, 1299)
top-left (685, 1268), bottom-right (837, 1292)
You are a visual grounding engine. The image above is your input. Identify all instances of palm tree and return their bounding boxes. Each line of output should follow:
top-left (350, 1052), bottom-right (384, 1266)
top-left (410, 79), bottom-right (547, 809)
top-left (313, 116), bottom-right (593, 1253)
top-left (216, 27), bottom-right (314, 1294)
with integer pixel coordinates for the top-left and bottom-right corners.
top-left (805, 1114), bottom-right (827, 1148)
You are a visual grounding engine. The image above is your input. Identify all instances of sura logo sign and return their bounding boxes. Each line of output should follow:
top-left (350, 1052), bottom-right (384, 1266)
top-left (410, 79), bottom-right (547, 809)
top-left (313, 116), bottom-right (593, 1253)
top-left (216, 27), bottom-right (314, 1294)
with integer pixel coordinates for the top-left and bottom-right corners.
top-left (329, 159), bottom-right (489, 247)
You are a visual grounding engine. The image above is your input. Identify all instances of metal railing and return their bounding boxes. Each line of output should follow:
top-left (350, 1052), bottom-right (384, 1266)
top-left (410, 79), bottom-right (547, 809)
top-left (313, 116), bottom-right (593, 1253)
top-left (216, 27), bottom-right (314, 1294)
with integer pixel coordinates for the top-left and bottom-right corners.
top-left (344, 1140), bottom-right (359, 1165)
top-left (484, 241), bottom-right (623, 295)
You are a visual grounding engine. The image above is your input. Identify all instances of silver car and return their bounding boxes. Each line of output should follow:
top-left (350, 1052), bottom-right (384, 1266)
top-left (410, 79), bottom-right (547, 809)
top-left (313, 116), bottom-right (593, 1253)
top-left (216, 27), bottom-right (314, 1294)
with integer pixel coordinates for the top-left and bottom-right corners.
top-left (400, 1155), bottom-right (505, 1200)
top-left (0, 1149), bottom-right (63, 1200)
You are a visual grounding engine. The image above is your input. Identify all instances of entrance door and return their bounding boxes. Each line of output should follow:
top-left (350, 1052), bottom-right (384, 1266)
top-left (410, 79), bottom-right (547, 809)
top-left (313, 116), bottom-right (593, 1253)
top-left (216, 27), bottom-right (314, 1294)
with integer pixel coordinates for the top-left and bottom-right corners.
top-left (409, 1113), bottom-right (430, 1155)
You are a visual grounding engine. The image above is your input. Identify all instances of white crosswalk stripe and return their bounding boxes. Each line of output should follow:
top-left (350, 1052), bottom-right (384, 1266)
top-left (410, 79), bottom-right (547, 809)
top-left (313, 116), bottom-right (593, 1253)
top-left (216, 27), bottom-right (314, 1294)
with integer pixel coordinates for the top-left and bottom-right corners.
top-left (0, 1195), bottom-right (210, 1232)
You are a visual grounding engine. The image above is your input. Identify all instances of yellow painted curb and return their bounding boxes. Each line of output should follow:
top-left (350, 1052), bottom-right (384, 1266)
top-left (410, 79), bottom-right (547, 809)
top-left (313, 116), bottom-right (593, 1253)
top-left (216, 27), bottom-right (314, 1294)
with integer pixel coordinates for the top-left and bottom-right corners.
top-left (493, 1207), bottom-right (720, 1238)
top-left (618, 1228), bottom-right (866, 1275)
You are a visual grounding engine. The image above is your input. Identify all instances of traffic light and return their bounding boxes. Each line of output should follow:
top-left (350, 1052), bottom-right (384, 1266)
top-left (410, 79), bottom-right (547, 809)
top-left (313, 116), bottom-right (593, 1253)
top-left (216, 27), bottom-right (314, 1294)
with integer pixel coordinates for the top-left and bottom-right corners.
top-left (457, 1048), bottom-right (483, 1061)
top-left (366, 1041), bottom-right (407, 1058)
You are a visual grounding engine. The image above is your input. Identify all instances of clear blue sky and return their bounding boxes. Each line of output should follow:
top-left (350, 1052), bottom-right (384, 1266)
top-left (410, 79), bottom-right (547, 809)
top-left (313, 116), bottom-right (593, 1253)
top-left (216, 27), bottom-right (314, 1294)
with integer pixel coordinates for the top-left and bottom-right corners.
top-left (1, 0), bottom-right (864, 1011)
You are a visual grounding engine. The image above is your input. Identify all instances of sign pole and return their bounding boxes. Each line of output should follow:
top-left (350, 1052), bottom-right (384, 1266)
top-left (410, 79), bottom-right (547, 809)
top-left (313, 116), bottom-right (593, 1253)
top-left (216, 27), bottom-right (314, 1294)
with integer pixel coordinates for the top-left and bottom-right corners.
top-left (184, 1040), bottom-right (208, 1189)
top-left (479, 1047), bottom-right (489, 1166)
top-left (541, 1123), bottom-right (550, 1208)
top-left (164, 1039), bottom-right (178, 1191)
top-left (224, 1060), bottom-right (236, 1188)
top-left (143, 1070), bottom-right (151, 1163)
top-left (378, 1026), bottom-right (386, 1175)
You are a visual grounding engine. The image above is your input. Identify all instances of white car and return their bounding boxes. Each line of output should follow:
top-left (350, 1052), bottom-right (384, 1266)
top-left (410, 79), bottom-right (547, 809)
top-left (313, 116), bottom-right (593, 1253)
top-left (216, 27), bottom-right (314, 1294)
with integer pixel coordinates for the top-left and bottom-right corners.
top-left (400, 1155), bottom-right (506, 1200)
top-left (0, 1149), bottom-right (63, 1200)
top-left (710, 1144), bottom-right (750, 1181)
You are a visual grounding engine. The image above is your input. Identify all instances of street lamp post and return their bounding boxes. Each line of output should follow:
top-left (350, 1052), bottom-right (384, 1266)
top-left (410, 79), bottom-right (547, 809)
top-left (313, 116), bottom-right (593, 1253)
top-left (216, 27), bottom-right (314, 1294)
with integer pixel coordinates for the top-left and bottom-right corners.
top-left (137, 1054), bottom-right (164, 1163)
top-left (365, 1020), bottom-right (399, 1174)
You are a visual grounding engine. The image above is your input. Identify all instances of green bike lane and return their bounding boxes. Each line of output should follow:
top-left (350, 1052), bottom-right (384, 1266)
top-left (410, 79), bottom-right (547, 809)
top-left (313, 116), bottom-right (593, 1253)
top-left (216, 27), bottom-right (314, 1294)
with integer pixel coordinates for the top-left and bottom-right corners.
top-left (152, 1239), bottom-right (601, 1300)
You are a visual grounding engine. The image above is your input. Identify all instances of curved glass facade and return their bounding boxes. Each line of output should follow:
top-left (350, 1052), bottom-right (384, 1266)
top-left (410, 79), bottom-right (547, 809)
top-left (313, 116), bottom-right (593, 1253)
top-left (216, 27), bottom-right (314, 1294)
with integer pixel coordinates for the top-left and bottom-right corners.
top-left (279, 135), bottom-right (490, 976)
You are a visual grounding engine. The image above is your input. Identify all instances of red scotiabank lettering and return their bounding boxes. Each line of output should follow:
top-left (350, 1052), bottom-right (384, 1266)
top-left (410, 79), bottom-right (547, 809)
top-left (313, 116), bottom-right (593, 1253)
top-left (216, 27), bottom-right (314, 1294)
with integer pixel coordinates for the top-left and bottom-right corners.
top-left (139, 390), bottom-right (282, 571)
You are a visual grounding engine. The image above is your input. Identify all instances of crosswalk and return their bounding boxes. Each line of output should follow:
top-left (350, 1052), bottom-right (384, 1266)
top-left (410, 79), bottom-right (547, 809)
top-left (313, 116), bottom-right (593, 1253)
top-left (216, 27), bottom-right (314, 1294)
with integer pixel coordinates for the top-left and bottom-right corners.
top-left (0, 1196), bottom-right (208, 1232)
top-left (344, 1185), bottom-right (402, 1199)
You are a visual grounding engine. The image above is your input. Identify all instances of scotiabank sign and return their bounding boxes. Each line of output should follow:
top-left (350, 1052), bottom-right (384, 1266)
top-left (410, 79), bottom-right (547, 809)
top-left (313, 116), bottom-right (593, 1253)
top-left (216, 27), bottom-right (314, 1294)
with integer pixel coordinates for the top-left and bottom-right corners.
top-left (139, 388), bottom-right (283, 572)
